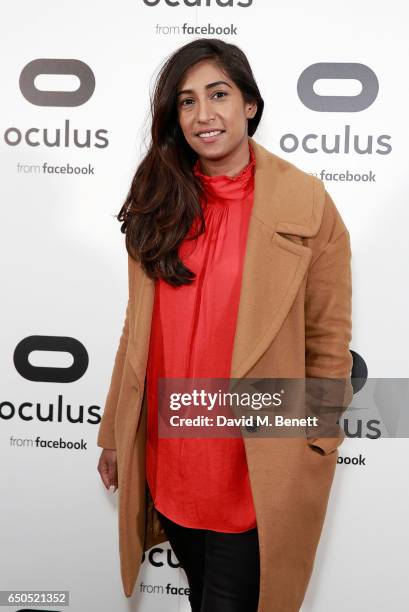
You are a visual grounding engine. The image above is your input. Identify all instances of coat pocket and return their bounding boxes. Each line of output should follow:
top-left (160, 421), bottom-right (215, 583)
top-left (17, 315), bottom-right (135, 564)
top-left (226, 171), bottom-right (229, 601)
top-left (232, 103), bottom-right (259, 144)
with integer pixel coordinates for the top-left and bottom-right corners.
top-left (126, 341), bottom-right (145, 390)
top-left (306, 432), bottom-right (345, 456)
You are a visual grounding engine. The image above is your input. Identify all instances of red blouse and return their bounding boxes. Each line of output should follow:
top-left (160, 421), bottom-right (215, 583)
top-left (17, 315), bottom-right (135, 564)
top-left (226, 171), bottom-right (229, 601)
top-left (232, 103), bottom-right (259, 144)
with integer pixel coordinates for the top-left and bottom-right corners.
top-left (145, 141), bottom-right (257, 532)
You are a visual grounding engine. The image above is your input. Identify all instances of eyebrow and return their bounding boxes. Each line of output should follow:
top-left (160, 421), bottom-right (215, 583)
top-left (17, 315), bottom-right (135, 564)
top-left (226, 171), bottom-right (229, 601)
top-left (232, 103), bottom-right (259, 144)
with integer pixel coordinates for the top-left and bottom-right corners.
top-left (176, 80), bottom-right (233, 97)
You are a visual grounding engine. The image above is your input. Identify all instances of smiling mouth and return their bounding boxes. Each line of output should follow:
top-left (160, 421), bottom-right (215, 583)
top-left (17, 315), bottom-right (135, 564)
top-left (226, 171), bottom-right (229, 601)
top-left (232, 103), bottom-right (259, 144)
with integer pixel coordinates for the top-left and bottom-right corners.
top-left (197, 130), bottom-right (225, 138)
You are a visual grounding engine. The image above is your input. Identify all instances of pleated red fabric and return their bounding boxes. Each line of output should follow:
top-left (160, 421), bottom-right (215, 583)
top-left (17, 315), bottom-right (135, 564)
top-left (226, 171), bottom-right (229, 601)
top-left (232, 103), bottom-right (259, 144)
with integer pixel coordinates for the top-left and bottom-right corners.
top-left (145, 142), bottom-right (257, 532)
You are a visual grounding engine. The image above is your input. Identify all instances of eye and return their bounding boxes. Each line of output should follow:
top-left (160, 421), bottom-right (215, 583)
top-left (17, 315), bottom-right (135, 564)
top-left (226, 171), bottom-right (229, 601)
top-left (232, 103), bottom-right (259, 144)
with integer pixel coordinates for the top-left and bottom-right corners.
top-left (179, 91), bottom-right (228, 108)
top-left (212, 91), bottom-right (228, 99)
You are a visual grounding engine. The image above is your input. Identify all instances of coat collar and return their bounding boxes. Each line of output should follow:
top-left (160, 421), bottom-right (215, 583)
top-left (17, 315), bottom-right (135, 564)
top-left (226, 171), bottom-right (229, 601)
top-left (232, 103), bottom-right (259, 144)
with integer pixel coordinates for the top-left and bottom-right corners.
top-left (248, 136), bottom-right (325, 237)
top-left (130, 137), bottom-right (326, 383)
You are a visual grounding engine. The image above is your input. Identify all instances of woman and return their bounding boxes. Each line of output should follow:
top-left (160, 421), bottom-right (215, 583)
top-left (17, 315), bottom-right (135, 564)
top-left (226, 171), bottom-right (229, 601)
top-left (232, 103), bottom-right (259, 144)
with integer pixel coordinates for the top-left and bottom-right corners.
top-left (97, 38), bottom-right (353, 612)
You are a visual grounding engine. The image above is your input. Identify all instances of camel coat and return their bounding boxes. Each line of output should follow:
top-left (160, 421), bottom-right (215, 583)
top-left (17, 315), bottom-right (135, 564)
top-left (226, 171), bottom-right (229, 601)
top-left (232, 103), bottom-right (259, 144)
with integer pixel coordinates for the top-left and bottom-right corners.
top-left (96, 137), bottom-right (353, 611)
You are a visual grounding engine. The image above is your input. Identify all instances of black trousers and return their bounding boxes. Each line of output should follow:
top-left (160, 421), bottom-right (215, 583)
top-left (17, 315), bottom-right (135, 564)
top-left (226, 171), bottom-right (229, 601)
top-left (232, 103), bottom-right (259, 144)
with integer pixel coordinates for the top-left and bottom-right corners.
top-left (156, 509), bottom-right (260, 612)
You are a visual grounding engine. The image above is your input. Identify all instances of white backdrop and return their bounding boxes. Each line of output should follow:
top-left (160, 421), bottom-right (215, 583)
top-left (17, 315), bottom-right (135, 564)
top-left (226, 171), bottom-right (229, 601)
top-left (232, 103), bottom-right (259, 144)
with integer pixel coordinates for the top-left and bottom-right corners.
top-left (1, 1), bottom-right (408, 611)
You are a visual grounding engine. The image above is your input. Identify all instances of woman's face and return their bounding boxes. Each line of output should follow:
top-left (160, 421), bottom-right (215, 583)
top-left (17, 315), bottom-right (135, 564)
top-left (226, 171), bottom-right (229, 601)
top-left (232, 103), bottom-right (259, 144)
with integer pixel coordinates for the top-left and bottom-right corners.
top-left (176, 59), bottom-right (257, 164)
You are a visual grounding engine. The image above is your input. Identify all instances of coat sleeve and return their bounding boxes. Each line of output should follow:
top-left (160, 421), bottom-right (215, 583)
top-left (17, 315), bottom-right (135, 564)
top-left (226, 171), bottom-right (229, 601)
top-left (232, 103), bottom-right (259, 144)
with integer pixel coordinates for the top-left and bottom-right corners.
top-left (304, 186), bottom-right (353, 455)
top-left (96, 255), bottom-right (132, 450)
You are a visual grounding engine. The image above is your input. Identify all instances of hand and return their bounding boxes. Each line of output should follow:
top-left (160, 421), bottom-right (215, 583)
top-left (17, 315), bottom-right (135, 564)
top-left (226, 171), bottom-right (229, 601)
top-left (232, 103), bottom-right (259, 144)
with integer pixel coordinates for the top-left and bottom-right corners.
top-left (97, 448), bottom-right (118, 492)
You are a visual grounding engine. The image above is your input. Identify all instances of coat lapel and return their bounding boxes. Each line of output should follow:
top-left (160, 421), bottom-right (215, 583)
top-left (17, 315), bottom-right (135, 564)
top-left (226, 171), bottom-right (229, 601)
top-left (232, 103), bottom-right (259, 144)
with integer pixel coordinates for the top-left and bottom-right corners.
top-left (230, 137), bottom-right (325, 378)
top-left (129, 138), bottom-right (326, 384)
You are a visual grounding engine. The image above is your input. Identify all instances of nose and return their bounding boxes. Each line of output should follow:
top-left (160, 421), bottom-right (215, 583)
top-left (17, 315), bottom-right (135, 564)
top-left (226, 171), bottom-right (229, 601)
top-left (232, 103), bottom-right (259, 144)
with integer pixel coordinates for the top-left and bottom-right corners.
top-left (196, 97), bottom-right (215, 124)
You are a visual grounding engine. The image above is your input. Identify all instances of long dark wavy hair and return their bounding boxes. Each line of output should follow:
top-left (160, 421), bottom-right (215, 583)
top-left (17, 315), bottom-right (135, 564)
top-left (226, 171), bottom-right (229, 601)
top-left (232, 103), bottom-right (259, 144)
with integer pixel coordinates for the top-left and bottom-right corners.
top-left (118, 38), bottom-right (264, 287)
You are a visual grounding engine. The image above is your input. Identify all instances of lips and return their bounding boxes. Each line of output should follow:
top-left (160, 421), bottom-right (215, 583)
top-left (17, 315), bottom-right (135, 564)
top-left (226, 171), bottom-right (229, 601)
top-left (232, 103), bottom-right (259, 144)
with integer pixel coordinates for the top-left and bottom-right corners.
top-left (197, 130), bottom-right (225, 138)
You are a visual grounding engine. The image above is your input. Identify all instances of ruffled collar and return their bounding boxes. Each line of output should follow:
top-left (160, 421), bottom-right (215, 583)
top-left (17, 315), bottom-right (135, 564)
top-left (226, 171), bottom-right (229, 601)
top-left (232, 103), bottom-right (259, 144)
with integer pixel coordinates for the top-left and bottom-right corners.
top-left (193, 142), bottom-right (255, 203)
